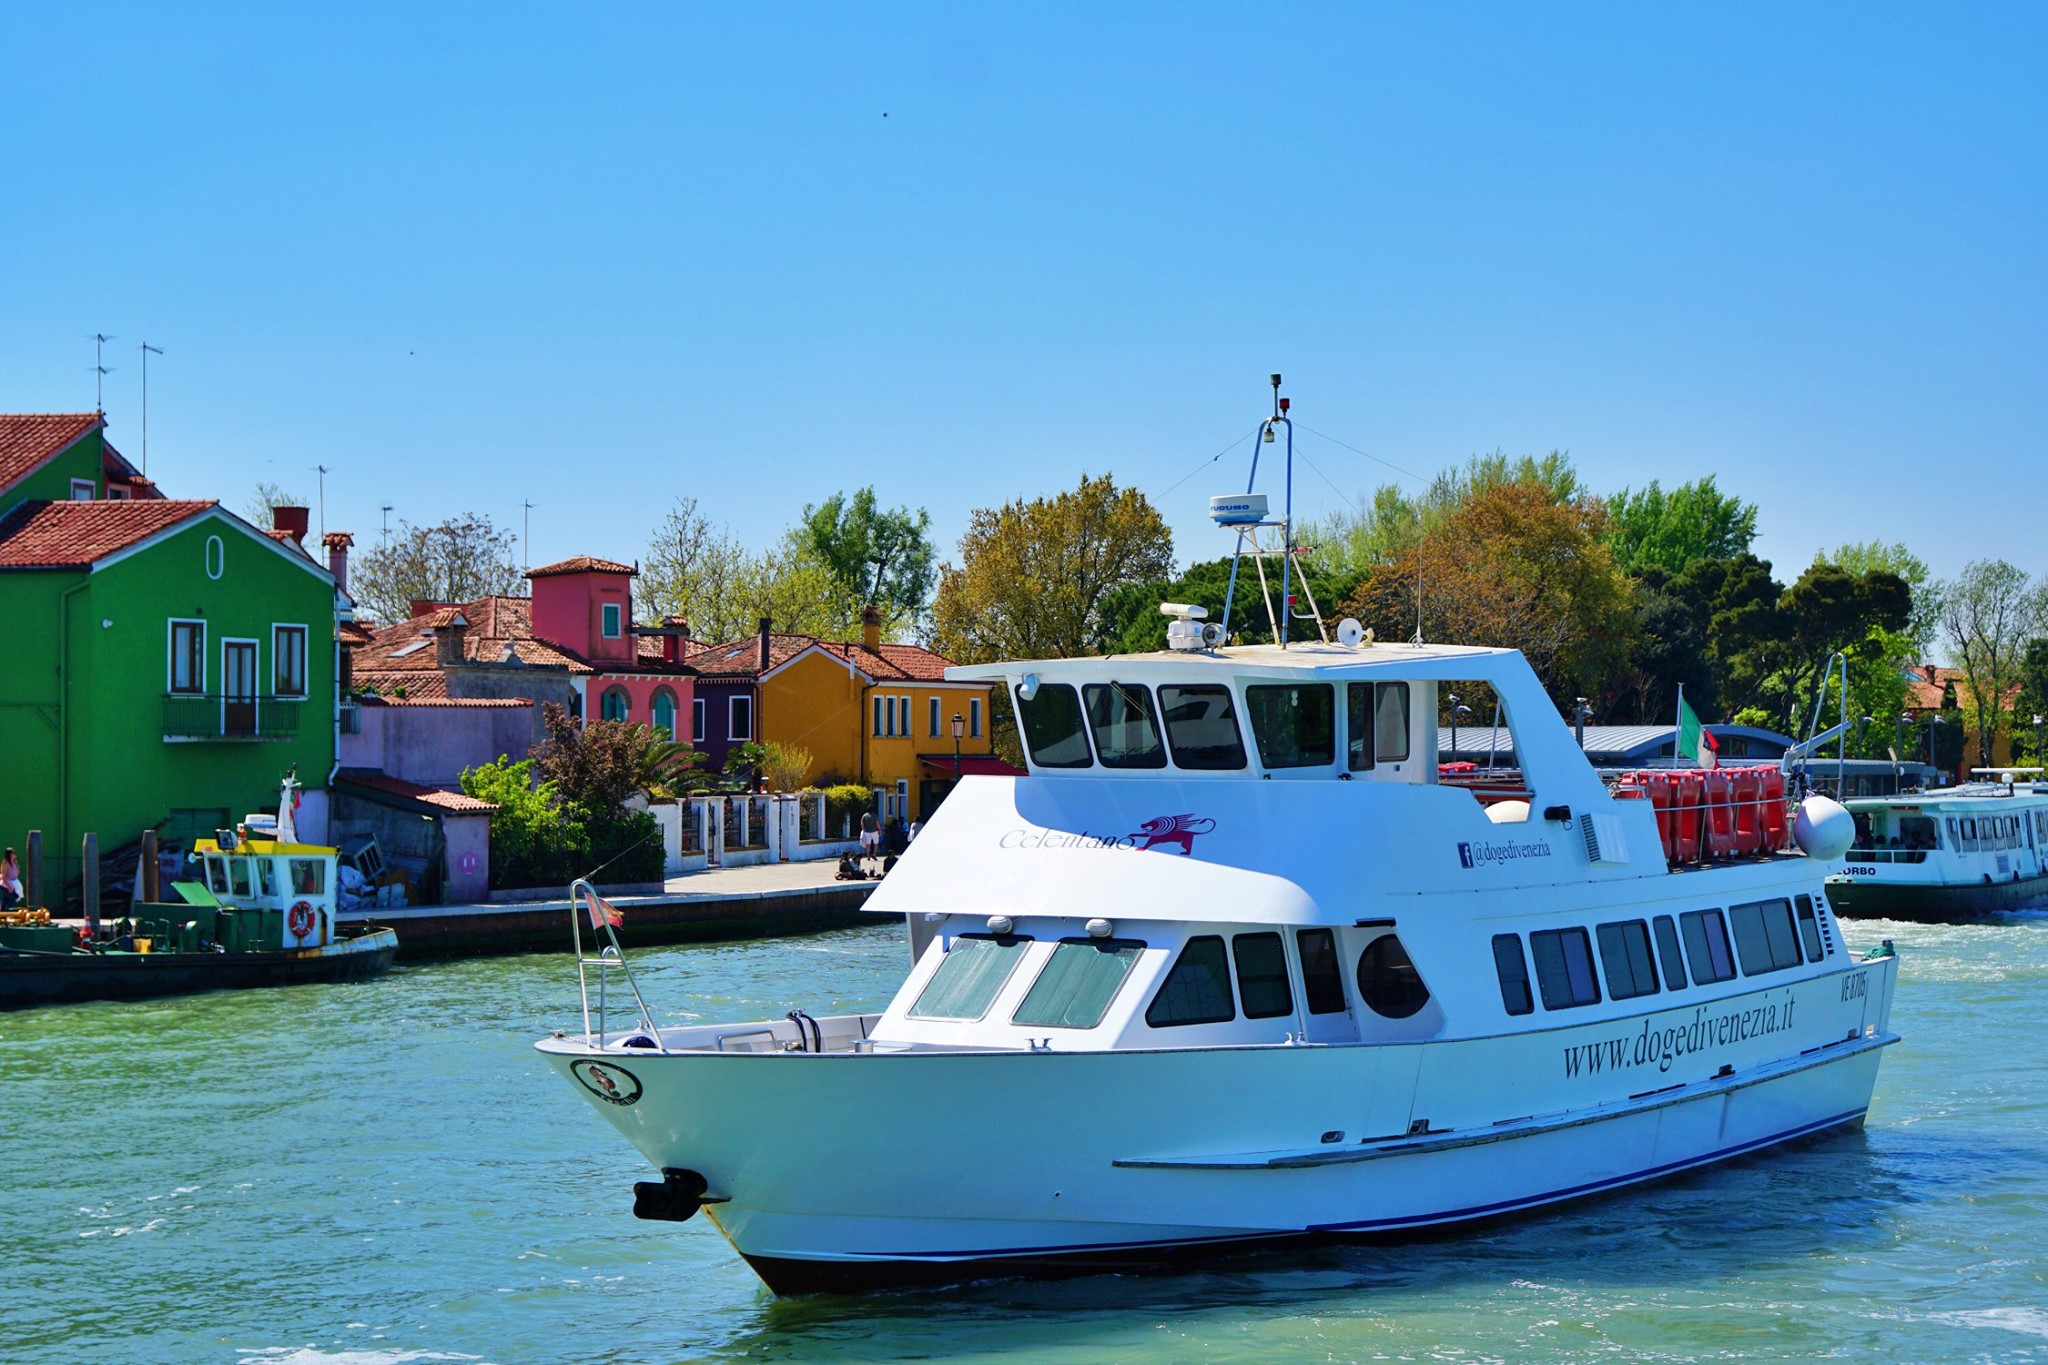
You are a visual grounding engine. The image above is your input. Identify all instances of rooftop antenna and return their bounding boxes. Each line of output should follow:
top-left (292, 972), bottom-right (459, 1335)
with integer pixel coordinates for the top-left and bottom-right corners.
top-left (523, 499), bottom-right (534, 570)
top-left (380, 504), bottom-right (393, 544)
top-left (94, 332), bottom-right (116, 413)
top-left (315, 464), bottom-right (330, 540)
top-left (1210, 374), bottom-right (1327, 651)
top-left (139, 343), bottom-right (163, 475)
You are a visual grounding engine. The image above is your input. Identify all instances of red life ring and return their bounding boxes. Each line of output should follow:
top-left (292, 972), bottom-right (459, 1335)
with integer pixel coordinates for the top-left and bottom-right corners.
top-left (288, 900), bottom-right (317, 940)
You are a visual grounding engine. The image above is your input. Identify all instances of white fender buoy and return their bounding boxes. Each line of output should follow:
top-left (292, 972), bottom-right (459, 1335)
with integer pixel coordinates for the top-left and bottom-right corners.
top-left (1793, 794), bottom-right (1855, 861)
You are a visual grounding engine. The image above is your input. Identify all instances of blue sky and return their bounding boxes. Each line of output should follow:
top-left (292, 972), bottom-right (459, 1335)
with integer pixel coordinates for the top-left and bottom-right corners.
top-left (4, 4), bottom-right (2042, 593)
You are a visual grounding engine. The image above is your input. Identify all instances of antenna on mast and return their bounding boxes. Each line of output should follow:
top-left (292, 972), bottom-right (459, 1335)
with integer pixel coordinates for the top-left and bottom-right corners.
top-left (380, 505), bottom-right (393, 544)
top-left (94, 333), bottom-right (116, 413)
top-left (523, 499), bottom-right (535, 570)
top-left (139, 343), bottom-right (163, 475)
top-left (315, 465), bottom-right (331, 540)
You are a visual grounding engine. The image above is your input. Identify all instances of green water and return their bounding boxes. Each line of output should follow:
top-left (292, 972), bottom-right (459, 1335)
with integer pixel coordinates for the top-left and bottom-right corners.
top-left (4, 916), bottom-right (2045, 1364)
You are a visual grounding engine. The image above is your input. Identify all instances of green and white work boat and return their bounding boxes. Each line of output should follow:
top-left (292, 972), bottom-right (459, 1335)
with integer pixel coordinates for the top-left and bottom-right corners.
top-left (1825, 769), bottom-right (2048, 920)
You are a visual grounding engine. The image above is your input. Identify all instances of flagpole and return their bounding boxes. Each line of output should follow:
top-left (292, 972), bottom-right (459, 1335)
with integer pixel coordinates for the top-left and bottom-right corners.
top-left (1674, 683), bottom-right (1683, 771)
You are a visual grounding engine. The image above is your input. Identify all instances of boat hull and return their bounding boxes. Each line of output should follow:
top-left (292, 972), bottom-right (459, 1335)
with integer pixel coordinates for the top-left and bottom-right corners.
top-left (0, 929), bottom-right (399, 1009)
top-left (539, 957), bottom-right (1898, 1293)
top-left (1825, 872), bottom-right (2048, 920)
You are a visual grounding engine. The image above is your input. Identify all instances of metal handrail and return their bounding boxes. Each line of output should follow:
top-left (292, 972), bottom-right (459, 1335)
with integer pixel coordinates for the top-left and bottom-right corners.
top-left (568, 877), bottom-right (668, 1053)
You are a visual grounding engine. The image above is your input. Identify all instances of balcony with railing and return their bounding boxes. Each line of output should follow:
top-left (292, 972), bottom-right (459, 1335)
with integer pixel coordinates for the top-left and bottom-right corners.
top-left (162, 693), bottom-right (303, 742)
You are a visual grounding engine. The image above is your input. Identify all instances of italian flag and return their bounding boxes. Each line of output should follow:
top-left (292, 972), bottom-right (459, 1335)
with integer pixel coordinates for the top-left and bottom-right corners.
top-left (1676, 690), bottom-right (1719, 769)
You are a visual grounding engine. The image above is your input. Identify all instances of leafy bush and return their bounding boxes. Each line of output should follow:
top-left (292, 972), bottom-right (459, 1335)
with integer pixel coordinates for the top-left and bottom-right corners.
top-left (821, 783), bottom-right (872, 829)
top-left (462, 753), bottom-right (665, 890)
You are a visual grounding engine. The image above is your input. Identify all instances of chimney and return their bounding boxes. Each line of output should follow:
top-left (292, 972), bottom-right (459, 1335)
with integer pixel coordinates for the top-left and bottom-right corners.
top-left (436, 611), bottom-right (470, 667)
top-left (410, 599), bottom-right (441, 621)
top-left (861, 602), bottom-right (882, 654)
top-left (272, 505), bottom-right (310, 546)
top-left (660, 614), bottom-right (691, 664)
top-left (758, 616), bottom-right (772, 674)
top-left (323, 531), bottom-right (354, 593)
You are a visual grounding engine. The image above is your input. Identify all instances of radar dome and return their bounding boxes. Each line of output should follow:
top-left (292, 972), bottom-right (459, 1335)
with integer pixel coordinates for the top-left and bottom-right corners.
top-left (1792, 794), bottom-right (1855, 862)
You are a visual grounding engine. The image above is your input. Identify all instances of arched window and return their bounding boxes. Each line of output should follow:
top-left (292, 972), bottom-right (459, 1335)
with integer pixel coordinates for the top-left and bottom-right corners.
top-left (601, 687), bottom-right (630, 722)
top-left (651, 688), bottom-right (678, 740)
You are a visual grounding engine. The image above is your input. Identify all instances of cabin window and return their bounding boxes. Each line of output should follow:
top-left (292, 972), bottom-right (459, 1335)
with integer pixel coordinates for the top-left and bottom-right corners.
top-left (1341, 682), bottom-right (1412, 767)
top-left (1083, 683), bottom-right (1167, 769)
top-left (1530, 927), bottom-right (1601, 1009)
top-left (1731, 898), bottom-right (1803, 976)
top-left (1296, 928), bottom-right (1348, 1014)
top-left (1356, 933), bottom-right (1430, 1018)
top-left (1012, 938), bottom-right (1144, 1029)
top-left (228, 857), bottom-right (255, 900)
top-left (1233, 932), bottom-right (1294, 1019)
top-left (1680, 909), bottom-right (1737, 984)
top-left (1159, 685), bottom-right (1248, 770)
top-left (255, 859), bottom-right (277, 897)
top-left (1491, 934), bottom-right (1534, 1015)
top-left (1652, 915), bottom-right (1687, 991)
top-left (1597, 920), bottom-right (1661, 1001)
top-left (910, 934), bottom-right (1031, 1021)
top-left (1246, 683), bottom-right (1335, 769)
top-left (1374, 683), bottom-right (1411, 762)
top-left (1145, 935), bottom-right (1235, 1027)
top-left (204, 856), bottom-right (228, 895)
top-left (1016, 683), bottom-right (1093, 769)
top-left (1794, 894), bottom-right (1824, 961)
top-left (290, 859), bottom-right (326, 896)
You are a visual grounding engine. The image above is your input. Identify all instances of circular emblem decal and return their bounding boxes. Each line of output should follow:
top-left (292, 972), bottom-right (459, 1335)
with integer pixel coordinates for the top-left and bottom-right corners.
top-left (574, 1060), bottom-right (643, 1106)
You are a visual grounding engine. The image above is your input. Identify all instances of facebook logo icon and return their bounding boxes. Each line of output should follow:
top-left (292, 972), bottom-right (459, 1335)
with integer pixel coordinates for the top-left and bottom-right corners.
top-left (1458, 842), bottom-right (1474, 869)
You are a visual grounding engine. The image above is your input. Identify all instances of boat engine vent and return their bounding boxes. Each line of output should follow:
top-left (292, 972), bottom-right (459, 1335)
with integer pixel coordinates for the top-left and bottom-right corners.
top-left (1581, 812), bottom-right (1628, 866)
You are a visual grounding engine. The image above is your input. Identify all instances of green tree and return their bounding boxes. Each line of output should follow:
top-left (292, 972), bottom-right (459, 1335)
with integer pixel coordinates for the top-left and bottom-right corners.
top-left (799, 488), bottom-right (936, 635)
top-left (1605, 476), bottom-right (1758, 577)
top-left (1939, 559), bottom-right (2048, 769)
top-left (930, 473), bottom-right (1174, 663)
top-left (640, 498), bottom-right (863, 643)
top-left (1821, 540), bottom-right (1939, 657)
top-left (2014, 638), bottom-right (2048, 764)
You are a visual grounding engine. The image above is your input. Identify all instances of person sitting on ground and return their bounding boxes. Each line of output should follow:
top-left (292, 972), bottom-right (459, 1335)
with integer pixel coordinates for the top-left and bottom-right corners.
top-left (880, 854), bottom-right (898, 878)
top-left (835, 853), bottom-right (866, 881)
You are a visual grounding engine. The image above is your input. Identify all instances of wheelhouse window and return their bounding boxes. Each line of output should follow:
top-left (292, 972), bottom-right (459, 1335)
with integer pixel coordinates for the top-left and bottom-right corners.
top-left (1530, 927), bottom-right (1601, 1009)
top-left (1596, 920), bottom-right (1660, 1001)
top-left (910, 934), bottom-right (1031, 1021)
top-left (1082, 683), bottom-right (1166, 769)
top-left (1246, 683), bottom-right (1335, 769)
top-left (1679, 909), bottom-right (1736, 985)
top-left (1356, 933), bottom-right (1430, 1018)
top-left (1794, 894), bottom-right (1824, 961)
top-left (1730, 898), bottom-right (1803, 976)
top-left (1011, 938), bottom-right (1144, 1029)
top-left (1296, 928), bottom-right (1347, 1014)
top-left (1492, 934), bottom-right (1534, 1015)
top-left (272, 625), bottom-right (308, 698)
top-left (1016, 682), bottom-right (1092, 768)
top-left (1232, 932), bottom-right (1294, 1018)
top-left (1145, 935), bottom-right (1234, 1027)
top-left (1347, 682), bottom-right (1411, 770)
top-left (289, 859), bottom-right (326, 895)
top-left (600, 687), bottom-right (630, 722)
top-left (169, 620), bottom-right (205, 694)
top-left (1160, 685), bottom-right (1247, 770)
top-left (728, 695), bottom-right (753, 740)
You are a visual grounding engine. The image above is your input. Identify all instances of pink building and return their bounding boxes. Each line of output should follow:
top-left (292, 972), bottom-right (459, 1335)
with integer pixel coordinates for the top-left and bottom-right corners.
top-left (525, 556), bottom-right (697, 736)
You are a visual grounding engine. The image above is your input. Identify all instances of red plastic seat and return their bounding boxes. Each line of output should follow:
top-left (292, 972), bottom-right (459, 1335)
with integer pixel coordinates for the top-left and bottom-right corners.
top-left (1671, 773), bottom-right (1704, 861)
top-left (1728, 766), bottom-right (1765, 854)
top-left (1758, 768), bottom-right (1790, 849)
top-left (1701, 770), bottom-right (1740, 858)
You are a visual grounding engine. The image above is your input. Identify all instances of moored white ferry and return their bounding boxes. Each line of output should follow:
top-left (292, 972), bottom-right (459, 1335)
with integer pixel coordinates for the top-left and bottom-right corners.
top-left (1826, 770), bottom-right (2048, 919)
top-left (536, 384), bottom-right (1901, 1294)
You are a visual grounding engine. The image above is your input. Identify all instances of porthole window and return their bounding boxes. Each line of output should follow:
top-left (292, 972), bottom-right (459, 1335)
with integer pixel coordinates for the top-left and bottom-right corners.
top-left (205, 534), bottom-right (225, 580)
top-left (1355, 934), bottom-right (1429, 1018)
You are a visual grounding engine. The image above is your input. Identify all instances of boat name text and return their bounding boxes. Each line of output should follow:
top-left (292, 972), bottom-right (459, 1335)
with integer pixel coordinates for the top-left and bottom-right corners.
top-left (1562, 991), bottom-right (1798, 1079)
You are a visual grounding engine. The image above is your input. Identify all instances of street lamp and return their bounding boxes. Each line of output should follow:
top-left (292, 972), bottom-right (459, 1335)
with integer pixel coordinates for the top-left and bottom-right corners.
top-left (1573, 697), bottom-right (1593, 749)
top-left (951, 713), bottom-right (965, 786)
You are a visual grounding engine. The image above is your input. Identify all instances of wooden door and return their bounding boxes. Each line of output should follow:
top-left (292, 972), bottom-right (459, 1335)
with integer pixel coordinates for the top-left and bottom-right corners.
top-left (223, 641), bottom-right (258, 737)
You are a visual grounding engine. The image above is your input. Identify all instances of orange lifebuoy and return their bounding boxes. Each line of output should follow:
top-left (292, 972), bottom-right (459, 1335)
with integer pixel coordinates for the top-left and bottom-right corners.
top-left (288, 900), bottom-right (317, 940)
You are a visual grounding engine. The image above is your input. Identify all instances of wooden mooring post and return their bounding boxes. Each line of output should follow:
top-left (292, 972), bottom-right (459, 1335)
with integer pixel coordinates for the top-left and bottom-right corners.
top-left (25, 830), bottom-right (41, 909)
top-left (140, 830), bottom-right (161, 904)
top-left (82, 832), bottom-right (99, 931)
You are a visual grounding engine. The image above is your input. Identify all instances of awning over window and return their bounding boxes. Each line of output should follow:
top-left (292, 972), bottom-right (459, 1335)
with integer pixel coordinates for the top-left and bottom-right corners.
top-left (917, 753), bottom-right (1026, 778)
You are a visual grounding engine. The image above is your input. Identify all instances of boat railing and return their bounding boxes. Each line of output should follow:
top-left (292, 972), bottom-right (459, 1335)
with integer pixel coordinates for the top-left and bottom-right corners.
top-left (568, 877), bottom-right (668, 1054)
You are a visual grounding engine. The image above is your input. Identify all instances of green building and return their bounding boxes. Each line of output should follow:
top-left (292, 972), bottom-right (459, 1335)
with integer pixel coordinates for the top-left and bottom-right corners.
top-left (0, 413), bottom-right (342, 897)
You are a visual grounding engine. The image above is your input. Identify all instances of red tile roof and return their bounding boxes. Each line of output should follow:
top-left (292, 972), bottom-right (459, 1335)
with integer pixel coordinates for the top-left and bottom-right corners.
top-left (688, 632), bottom-right (962, 682)
top-left (0, 499), bottom-right (216, 569)
top-left (358, 692), bottom-right (531, 708)
top-left (838, 641), bottom-right (958, 681)
top-left (689, 632), bottom-right (825, 678)
top-left (0, 413), bottom-right (102, 493)
top-left (355, 670), bottom-right (454, 700)
top-left (349, 595), bottom-right (594, 676)
top-left (527, 554), bottom-right (636, 578)
top-left (338, 772), bottom-right (499, 813)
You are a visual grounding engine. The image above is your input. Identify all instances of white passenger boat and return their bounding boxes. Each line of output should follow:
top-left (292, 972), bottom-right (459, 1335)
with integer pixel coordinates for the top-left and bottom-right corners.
top-left (536, 382), bottom-right (1901, 1294)
top-left (1825, 769), bottom-right (2048, 919)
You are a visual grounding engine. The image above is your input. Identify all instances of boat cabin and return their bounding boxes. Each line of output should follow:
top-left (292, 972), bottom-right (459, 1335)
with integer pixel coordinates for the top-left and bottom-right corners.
top-left (189, 831), bottom-right (341, 949)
